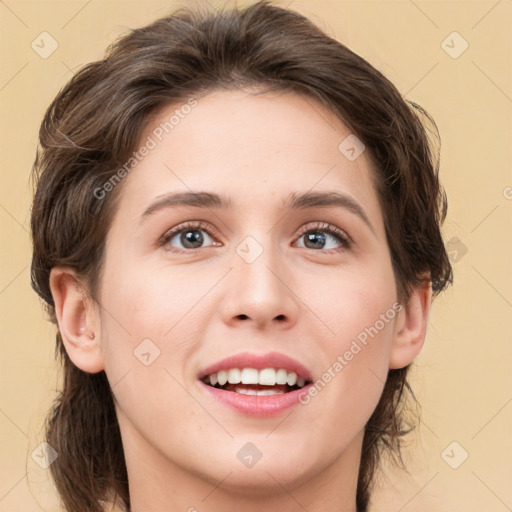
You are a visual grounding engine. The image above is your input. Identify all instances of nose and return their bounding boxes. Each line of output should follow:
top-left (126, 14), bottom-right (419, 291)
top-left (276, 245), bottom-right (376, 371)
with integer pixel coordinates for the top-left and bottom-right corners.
top-left (220, 240), bottom-right (300, 331)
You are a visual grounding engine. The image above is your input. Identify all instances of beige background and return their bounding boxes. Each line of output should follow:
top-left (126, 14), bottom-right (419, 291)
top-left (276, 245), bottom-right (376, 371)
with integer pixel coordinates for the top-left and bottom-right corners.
top-left (1, 0), bottom-right (511, 510)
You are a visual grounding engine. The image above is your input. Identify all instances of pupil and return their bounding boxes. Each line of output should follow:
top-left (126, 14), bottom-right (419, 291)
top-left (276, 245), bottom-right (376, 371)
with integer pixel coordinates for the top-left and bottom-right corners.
top-left (182, 230), bottom-right (203, 248)
top-left (305, 232), bottom-right (325, 249)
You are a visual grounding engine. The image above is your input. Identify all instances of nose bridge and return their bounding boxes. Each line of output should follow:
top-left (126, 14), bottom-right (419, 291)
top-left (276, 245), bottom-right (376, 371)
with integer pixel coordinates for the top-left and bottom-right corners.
top-left (237, 236), bottom-right (281, 298)
top-left (221, 233), bottom-right (299, 328)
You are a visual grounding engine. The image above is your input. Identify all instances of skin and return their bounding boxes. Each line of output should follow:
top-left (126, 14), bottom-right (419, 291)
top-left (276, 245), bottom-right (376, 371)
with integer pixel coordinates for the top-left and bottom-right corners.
top-left (50, 89), bottom-right (431, 512)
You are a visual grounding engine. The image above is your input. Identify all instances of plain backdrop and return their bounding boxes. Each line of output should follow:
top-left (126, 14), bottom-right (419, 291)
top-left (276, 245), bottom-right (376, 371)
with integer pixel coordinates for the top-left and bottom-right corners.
top-left (0, 0), bottom-right (511, 510)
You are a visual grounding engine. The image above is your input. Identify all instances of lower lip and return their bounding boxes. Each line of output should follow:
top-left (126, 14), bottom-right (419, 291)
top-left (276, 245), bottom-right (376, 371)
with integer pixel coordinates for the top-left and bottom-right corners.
top-left (199, 381), bottom-right (311, 417)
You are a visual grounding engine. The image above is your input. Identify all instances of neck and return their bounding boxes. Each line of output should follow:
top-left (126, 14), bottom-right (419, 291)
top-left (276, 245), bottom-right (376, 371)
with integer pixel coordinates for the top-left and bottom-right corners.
top-left (122, 424), bottom-right (363, 512)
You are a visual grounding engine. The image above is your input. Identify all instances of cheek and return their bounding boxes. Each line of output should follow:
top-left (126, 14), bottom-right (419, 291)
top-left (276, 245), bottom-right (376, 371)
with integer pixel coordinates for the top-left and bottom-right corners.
top-left (96, 268), bottom-right (202, 449)
top-left (97, 260), bottom-right (215, 391)
top-left (318, 256), bottom-right (398, 351)
top-left (96, 267), bottom-right (169, 384)
top-left (100, 263), bottom-right (190, 343)
top-left (343, 284), bottom-right (398, 382)
top-left (301, 263), bottom-right (399, 429)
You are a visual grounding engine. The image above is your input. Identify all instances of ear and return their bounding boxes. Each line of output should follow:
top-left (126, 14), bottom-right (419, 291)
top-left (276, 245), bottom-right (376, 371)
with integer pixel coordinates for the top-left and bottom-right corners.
top-left (389, 281), bottom-right (432, 369)
top-left (49, 267), bottom-right (104, 373)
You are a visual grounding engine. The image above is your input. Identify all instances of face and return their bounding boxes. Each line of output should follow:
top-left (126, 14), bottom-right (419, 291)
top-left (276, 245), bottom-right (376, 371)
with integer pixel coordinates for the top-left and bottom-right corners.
top-left (94, 89), bottom-right (404, 494)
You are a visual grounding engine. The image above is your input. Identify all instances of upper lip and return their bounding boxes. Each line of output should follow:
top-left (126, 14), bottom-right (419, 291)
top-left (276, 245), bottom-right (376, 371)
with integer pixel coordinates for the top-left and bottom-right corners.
top-left (198, 351), bottom-right (313, 381)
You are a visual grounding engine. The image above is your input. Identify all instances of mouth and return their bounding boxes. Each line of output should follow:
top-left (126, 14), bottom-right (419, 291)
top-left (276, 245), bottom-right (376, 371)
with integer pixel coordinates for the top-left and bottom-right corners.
top-left (201, 367), bottom-right (311, 395)
top-left (198, 352), bottom-right (313, 414)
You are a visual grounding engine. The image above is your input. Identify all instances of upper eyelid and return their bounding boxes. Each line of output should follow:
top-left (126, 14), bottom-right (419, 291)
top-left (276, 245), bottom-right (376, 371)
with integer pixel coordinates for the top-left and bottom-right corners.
top-left (295, 222), bottom-right (351, 241)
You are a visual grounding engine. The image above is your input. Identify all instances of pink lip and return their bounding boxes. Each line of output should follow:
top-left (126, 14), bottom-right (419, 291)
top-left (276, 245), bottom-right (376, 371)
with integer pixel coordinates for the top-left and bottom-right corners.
top-left (198, 351), bottom-right (313, 381)
top-left (198, 351), bottom-right (313, 417)
top-left (199, 381), bottom-right (312, 417)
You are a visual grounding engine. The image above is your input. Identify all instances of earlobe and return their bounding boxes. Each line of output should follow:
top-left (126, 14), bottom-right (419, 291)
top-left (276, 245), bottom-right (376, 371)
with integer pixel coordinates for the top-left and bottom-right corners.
top-left (389, 282), bottom-right (432, 370)
top-left (49, 267), bottom-right (104, 373)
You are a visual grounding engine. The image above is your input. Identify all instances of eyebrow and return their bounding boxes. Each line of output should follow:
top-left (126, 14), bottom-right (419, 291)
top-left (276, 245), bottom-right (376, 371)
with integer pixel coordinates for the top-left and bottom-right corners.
top-left (140, 190), bottom-right (375, 233)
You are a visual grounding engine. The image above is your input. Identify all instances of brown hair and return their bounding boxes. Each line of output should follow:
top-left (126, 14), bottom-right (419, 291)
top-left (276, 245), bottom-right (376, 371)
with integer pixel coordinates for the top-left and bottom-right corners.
top-left (30, 1), bottom-right (453, 511)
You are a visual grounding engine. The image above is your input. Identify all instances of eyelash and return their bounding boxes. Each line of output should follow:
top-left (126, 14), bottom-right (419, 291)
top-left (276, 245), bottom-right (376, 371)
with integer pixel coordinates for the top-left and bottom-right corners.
top-left (158, 221), bottom-right (352, 253)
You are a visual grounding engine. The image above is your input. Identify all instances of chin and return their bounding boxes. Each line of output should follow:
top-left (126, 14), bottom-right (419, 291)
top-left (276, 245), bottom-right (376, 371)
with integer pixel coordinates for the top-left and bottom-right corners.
top-left (194, 445), bottom-right (318, 494)
top-left (213, 463), bottom-right (310, 496)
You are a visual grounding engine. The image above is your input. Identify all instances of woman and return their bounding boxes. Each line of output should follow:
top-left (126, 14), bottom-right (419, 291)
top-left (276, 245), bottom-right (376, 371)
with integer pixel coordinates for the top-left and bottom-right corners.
top-left (30, 1), bottom-right (452, 511)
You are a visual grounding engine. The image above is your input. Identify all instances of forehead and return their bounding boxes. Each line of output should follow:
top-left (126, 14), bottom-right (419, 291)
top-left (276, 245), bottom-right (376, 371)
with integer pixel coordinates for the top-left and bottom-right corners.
top-left (114, 89), bottom-right (383, 226)
top-left (141, 88), bottom-right (359, 169)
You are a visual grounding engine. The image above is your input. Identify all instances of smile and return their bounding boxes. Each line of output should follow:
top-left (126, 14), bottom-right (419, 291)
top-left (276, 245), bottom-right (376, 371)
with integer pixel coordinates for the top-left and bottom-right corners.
top-left (198, 352), bottom-right (313, 416)
top-left (201, 367), bottom-right (309, 395)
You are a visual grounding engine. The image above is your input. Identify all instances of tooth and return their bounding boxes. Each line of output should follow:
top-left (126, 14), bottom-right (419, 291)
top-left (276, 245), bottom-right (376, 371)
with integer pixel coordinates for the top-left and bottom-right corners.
top-left (234, 387), bottom-right (285, 396)
top-left (276, 369), bottom-right (288, 385)
top-left (241, 368), bottom-right (259, 384)
top-left (235, 387), bottom-right (258, 395)
top-left (217, 370), bottom-right (228, 386)
top-left (213, 367), bottom-right (304, 388)
top-left (227, 368), bottom-right (241, 384)
top-left (257, 389), bottom-right (284, 396)
top-left (259, 368), bottom-right (277, 386)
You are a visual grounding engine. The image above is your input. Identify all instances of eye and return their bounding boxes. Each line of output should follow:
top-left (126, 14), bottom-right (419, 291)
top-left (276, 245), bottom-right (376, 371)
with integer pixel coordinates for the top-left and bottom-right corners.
top-left (295, 222), bottom-right (352, 252)
top-left (158, 220), bottom-right (352, 253)
top-left (159, 221), bottom-right (219, 251)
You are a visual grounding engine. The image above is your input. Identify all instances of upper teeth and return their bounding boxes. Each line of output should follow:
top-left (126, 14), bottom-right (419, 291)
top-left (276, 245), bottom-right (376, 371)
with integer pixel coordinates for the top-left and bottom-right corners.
top-left (206, 368), bottom-right (307, 388)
